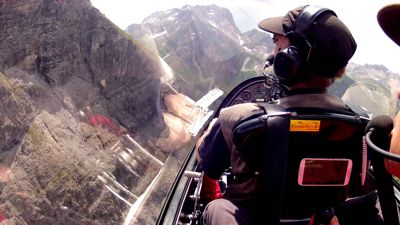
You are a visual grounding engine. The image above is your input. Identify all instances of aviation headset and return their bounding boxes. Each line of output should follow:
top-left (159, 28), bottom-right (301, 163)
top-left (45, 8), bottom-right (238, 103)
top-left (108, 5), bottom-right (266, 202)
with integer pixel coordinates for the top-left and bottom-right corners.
top-left (273, 5), bottom-right (337, 86)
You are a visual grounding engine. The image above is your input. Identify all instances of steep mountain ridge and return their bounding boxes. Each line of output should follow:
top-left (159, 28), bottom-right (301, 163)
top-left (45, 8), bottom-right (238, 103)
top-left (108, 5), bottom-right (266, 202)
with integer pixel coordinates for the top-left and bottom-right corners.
top-left (0, 0), bottom-right (173, 224)
top-left (126, 4), bottom-right (267, 99)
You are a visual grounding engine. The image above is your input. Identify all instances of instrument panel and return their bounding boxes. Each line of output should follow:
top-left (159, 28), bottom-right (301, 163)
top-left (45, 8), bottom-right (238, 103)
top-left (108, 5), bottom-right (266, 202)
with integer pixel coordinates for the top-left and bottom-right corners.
top-left (217, 76), bottom-right (284, 114)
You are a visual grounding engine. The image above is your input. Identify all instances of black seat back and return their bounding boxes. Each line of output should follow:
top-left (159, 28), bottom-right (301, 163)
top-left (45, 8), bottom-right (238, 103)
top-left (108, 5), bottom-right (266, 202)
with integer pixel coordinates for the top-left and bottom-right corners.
top-left (232, 106), bottom-right (369, 224)
top-left (282, 113), bottom-right (366, 218)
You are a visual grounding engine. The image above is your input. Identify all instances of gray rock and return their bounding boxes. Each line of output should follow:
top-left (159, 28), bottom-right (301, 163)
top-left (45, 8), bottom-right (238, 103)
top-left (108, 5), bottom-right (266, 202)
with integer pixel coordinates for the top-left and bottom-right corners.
top-left (0, 0), bottom-right (168, 224)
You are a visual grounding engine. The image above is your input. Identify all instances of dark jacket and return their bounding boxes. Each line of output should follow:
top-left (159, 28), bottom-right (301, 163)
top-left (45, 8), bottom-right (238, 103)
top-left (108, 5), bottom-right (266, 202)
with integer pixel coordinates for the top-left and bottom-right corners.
top-left (199, 90), bottom-right (356, 202)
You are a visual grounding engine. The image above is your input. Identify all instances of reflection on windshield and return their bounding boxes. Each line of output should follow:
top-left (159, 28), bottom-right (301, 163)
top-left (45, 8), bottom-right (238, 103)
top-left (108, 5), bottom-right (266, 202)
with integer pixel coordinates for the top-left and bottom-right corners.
top-left (77, 75), bottom-right (222, 224)
top-left (342, 81), bottom-right (398, 117)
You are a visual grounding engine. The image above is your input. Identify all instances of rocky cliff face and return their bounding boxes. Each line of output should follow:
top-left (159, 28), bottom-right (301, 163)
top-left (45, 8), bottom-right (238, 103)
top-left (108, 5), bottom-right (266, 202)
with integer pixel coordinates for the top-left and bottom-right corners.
top-left (0, 0), bottom-right (174, 224)
top-left (0, 0), bottom-right (168, 137)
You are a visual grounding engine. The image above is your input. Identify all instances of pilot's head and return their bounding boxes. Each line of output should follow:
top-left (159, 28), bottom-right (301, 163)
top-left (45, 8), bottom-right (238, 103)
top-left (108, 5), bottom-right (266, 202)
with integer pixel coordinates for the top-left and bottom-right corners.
top-left (258, 5), bottom-right (357, 88)
top-left (378, 3), bottom-right (400, 47)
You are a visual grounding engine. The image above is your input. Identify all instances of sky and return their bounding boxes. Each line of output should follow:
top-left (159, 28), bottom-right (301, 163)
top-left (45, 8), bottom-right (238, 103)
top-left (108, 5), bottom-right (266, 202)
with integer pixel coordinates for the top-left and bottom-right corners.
top-left (90, 0), bottom-right (400, 75)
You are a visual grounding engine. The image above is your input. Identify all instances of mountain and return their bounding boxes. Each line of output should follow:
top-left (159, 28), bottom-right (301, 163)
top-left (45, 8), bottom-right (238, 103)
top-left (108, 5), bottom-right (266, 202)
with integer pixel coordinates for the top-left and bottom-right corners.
top-left (125, 4), bottom-right (400, 107)
top-left (126, 4), bottom-right (268, 100)
top-left (343, 63), bottom-right (400, 116)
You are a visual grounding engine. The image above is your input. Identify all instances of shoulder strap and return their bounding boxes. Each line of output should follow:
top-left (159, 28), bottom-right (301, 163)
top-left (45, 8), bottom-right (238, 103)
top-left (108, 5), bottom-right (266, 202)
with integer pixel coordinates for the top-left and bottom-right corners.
top-left (260, 104), bottom-right (290, 225)
top-left (232, 103), bottom-right (288, 149)
top-left (232, 103), bottom-right (290, 225)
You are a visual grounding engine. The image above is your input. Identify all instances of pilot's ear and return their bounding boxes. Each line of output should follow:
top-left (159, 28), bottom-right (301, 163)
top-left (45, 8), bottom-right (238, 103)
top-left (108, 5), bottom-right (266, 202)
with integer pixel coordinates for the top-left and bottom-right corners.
top-left (335, 66), bottom-right (346, 79)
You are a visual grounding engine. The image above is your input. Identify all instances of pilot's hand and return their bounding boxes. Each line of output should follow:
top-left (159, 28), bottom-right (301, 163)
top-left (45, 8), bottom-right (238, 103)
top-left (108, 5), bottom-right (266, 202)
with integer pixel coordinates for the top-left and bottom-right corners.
top-left (163, 93), bottom-right (195, 123)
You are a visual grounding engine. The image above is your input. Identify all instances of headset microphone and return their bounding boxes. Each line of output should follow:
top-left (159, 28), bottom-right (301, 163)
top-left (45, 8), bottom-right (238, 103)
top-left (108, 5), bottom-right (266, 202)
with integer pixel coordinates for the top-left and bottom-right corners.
top-left (262, 54), bottom-right (275, 78)
top-left (264, 54), bottom-right (275, 69)
top-left (365, 115), bottom-right (400, 169)
top-left (365, 115), bottom-right (393, 138)
top-left (365, 115), bottom-right (394, 157)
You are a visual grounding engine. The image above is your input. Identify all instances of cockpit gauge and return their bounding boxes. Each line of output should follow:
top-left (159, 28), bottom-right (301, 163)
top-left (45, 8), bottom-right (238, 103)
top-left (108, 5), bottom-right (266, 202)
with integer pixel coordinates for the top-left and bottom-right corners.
top-left (233, 99), bottom-right (243, 105)
top-left (254, 84), bottom-right (269, 98)
top-left (241, 90), bottom-right (252, 100)
top-left (270, 86), bottom-right (283, 100)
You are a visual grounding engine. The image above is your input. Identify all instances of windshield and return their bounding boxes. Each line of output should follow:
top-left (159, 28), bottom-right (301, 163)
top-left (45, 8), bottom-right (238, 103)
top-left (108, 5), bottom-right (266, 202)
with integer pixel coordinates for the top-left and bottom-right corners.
top-left (0, 1), bottom-right (399, 225)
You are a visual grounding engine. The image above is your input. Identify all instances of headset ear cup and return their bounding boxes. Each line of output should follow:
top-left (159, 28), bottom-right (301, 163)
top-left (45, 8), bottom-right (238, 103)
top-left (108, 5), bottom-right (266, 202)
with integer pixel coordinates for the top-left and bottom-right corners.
top-left (274, 46), bottom-right (303, 86)
top-left (286, 32), bottom-right (310, 53)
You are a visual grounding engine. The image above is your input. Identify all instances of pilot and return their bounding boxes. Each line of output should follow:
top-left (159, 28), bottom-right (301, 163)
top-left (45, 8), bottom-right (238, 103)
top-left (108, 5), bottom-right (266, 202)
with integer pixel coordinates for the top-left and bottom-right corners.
top-left (197, 5), bottom-right (361, 225)
top-left (377, 3), bottom-right (400, 178)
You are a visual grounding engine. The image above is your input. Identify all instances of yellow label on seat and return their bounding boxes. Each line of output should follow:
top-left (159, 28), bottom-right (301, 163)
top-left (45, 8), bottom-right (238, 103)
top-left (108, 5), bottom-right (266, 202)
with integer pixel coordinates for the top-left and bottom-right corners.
top-left (290, 120), bottom-right (320, 132)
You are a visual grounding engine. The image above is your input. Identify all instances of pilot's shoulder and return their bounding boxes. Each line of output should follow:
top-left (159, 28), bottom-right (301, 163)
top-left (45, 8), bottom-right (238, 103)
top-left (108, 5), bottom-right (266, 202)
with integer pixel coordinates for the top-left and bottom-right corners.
top-left (220, 103), bottom-right (260, 115)
top-left (219, 103), bottom-right (263, 123)
top-left (346, 104), bottom-right (371, 118)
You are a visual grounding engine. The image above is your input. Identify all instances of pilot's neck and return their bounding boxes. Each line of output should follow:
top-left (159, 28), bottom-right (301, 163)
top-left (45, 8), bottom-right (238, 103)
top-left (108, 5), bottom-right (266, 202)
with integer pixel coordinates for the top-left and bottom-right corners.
top-left (289, 75), bottom-right (334, 90)
top-left (285, 87), bottom-right (327, 96)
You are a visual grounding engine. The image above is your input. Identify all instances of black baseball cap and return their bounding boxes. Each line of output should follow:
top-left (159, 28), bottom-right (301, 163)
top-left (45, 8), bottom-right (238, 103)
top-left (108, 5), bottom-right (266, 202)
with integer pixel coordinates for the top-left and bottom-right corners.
top-left (258, 5), bottom-right (357, 77)
top-left (258, 5), bottom-right (305, 35)
top-left (377, 3), bottom-right (400, 46)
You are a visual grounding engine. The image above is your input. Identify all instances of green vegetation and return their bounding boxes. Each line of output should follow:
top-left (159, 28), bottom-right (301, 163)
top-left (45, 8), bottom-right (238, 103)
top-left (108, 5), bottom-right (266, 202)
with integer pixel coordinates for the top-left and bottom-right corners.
top-left (27, 123), bottom-right (45, 146)
top-left (0, 72), bottom-right (30, 104)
